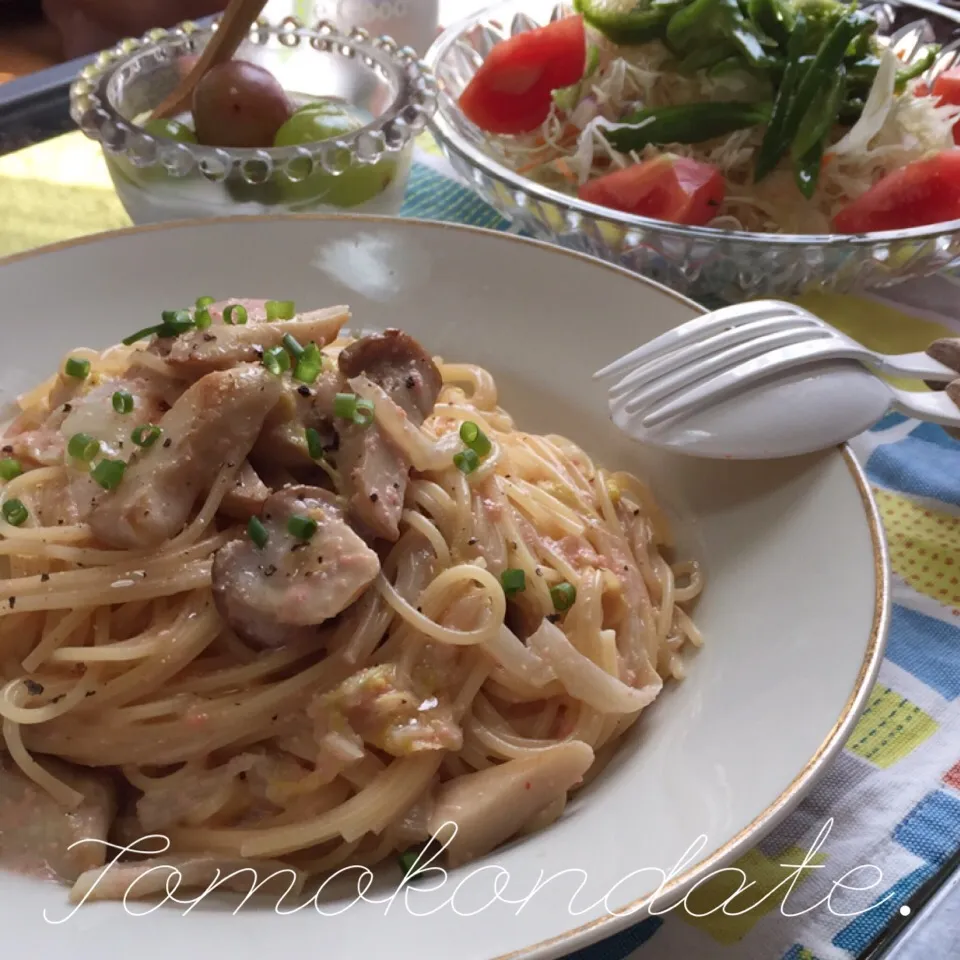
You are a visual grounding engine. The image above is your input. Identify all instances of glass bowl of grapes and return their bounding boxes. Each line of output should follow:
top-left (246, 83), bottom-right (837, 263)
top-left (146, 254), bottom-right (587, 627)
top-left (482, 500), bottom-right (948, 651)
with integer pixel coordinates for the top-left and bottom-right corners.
top-left (69, 16), bottom-right (438, 224)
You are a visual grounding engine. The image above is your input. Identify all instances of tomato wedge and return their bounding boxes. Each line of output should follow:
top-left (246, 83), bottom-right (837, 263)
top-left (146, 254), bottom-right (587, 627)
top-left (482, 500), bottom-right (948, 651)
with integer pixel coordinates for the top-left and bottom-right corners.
top-left (930, 68), bottom-right (960, 145)
top-left (832, 150), bottom-right (960, 233)
top-left (577, 155), bottom-right (725, 226)
top-left (458, 16), bottom-right (586, 135)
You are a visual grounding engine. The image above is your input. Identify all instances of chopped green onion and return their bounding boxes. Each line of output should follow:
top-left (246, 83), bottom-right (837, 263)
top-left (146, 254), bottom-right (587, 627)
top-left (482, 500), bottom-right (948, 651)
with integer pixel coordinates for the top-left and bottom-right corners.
top-left (2, 498), bottom-right (28, 526)
top-left (398, 849), bottom-right (421, 875)
top-left (266, 300), bottom-right (296, 321)
top-left (195, 307), bottom-right (213, 330)
top-left (453, 449), bottom-right (479, 475)
top-left (112, 390), bottom-right (134, 414)
top-left (64, 357), bottom-right (90, 379)
top-left (287, 514), bottom-right (318, 541)
top-left (550, 582), bottom-right (577, 612)
top-left (248, 515), bottom-right (268, 549)
top-left (123, 310), bottom-right (197, 347)
top-left (293, 343), bottom-right (323, 384)
top-left (459, 421), bottom-right (492, 458)
top-left (334, 393), bottom-right (375, 427)
top-left (334, 392), bottom-right (358, 419)
top-left (354, 399), bottom-right (374, 427)
top-left (195, 296), bottom-right (215, 309)
top-left (122, 324), bottom-right (163, 345)
top-left (131, 424), bottom-right (162, 448)
top-left (262, 347), bottom-right (291, 376)
top-left (67, 432), bottom-right (100, 463)
top-left (223, 304), bottom-right (248, 325)
top-left (91, 459), bottom-right (126, 491)
top-left (159, 314), bottom-right (195, 337)
top-left (0, 459), bottom-right (22, 481)
top-left (293, 359), bottom-right (321, 384)
top-left (124, 311), bottom-right (197, 344)
top-left (500, 568), bottom-right (526, 597)
top-left (305, 427), bottom-right (325, 460)
top-left (282, 334), bottom-right (305, 358)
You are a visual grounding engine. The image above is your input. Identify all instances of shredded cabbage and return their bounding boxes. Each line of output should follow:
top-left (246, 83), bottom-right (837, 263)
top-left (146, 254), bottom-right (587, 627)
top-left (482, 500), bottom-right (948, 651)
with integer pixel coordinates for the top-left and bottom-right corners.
top-left (483, 31), bottom-right (960, 234)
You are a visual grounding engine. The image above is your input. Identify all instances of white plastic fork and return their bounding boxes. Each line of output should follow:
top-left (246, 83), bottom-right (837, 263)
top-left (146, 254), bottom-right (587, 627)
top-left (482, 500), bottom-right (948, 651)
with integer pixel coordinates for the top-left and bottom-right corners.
top-left (593, 300), bottom-right (960, 459)
top-left (596, 300), bottom-right (957, 425)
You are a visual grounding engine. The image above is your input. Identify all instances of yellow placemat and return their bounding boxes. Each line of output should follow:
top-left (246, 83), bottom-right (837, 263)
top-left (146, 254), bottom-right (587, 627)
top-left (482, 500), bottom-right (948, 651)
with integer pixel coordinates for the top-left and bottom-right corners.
top-left (0, 132), bottom-right (130, 256)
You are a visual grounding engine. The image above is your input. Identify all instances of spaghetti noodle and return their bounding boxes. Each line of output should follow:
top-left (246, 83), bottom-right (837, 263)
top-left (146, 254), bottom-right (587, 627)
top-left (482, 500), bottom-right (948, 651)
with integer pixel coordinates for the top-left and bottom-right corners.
top-left (0, 299), bottom-right (702, 898)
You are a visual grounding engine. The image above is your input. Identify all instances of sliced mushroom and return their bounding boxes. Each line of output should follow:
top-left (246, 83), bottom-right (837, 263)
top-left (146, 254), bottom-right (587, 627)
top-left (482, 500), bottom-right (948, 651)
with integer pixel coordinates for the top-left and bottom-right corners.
top-left (89, 365), bottom-right (283, 549)
top-left (0, 753), bottom-right (116, 883)
top-left (218, 460), bottom-right (271, 521)
top-left (337, 329), bottom-right (442, 423)
top-left (211, 485), bottom-right (380, 648)
top-left (70, 854), bottom-right (305, 904)
top-left (334, 331), bottom-right (443, 541)
top-left (156, 306), bottom-right (349, 377)
top-left (428, 741), bottom-right (594, 867)
top-left (253, 368), bottom-right (345, 469)
top-left (335, 422), bottom-right (410, 541)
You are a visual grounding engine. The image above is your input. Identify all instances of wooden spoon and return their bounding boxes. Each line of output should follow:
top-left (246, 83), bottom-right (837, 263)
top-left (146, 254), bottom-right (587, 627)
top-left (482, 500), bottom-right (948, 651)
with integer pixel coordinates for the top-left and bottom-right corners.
top-left (150, 0), bottom-right (270, 121)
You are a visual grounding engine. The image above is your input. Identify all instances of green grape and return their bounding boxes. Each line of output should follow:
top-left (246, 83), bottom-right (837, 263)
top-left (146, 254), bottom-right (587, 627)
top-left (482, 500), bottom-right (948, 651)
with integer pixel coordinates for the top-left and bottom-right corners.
top-left (108, 116), bottom-right (198, 188)
top-left (141, 117), bottom-right (198, 143)
top-left (290, 97), bottom-right (352, 118)
top-left (273, 100), bottom-right (397, 209)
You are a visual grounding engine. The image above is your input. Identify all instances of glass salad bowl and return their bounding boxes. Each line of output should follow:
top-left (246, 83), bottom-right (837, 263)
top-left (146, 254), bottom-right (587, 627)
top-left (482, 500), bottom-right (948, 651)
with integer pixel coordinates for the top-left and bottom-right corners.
top-left (425, 0), bottom-right (960, 301)
top-left (70, 16), bottom-right (437, 224)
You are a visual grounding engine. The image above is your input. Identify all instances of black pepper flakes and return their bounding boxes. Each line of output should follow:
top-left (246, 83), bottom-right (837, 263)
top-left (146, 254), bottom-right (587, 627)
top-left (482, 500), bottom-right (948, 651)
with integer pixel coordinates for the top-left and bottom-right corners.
top-left (62, 404), bottom-right (72, 413)
top-left (52, 694), bottom-right (64, 704)
top-left (40, 573), bottom-right (50, 583)
top-left (467, 537), bottom-right (478, 546)
top-left (202, 334), bottom-right (216, 342)
top-left (261, 564), bottom-right (278, 577)
top-left (24, 679), bottom-right (43, 695)
top-left (535, 567), bottom-right (543, 577)
top-left (85, 690), bottom-right (96, 697)
top-left (8, 597), bottom-right (14, 609)
top-left (163, 438), bottom-right (172, 448)
top-left (405, 375), bottom-right (416, 389)
top-left (369, 493), bottom-right (379, 503)
top-left (297, 385), bottom-right (312, 397)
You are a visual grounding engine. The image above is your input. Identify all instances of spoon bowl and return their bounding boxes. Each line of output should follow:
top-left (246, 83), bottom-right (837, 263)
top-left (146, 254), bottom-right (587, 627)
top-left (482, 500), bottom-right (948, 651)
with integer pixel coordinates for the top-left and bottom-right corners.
top-left (612, 361), bottom-right (906, 459)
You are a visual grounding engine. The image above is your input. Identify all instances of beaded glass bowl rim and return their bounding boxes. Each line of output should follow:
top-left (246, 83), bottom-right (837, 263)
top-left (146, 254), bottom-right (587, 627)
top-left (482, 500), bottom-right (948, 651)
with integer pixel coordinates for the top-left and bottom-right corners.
top-left (425, 0), bottom-right (960, 248)
top-left (70, 16), bottom-right (439, 183)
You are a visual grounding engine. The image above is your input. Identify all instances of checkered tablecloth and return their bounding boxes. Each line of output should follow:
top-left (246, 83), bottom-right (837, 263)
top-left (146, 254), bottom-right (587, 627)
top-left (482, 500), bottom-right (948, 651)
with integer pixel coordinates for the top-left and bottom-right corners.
top-left (2, 131), bottom-right (960, 960)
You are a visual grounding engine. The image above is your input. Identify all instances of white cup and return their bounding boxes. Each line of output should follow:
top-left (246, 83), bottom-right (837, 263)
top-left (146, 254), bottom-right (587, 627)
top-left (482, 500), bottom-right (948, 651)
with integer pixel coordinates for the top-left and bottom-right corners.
top-left (312, 0), bottom-right (441, 54)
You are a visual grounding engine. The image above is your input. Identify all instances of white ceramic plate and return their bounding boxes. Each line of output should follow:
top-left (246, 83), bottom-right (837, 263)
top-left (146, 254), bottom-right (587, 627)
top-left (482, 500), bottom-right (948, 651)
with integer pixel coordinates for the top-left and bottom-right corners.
top-left (0, 217), bottom-right (888, 960)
